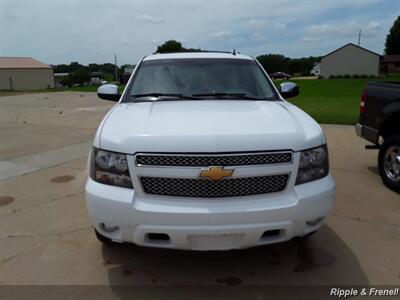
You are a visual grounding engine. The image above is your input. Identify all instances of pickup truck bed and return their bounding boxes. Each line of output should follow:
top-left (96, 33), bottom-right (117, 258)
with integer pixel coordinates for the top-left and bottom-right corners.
top-left (356, 81), bottom-right (400, 144)
top-left (356, 81), bottom-right (400, 192)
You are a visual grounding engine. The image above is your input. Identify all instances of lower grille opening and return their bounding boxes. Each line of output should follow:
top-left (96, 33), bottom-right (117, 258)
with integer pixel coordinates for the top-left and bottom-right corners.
top-left (146, 233), bottom-right (171, 244)
top-left (260, 229), bottom-right (281, 240)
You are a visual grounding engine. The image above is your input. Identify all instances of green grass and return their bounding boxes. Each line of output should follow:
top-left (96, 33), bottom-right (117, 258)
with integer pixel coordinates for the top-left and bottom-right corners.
top-left (66, 76), bottom-right (400, 125)
top-left (276, 75), bottom-right (400, 125)
top-left (3, 76), bottom-right (400, 125)
top-left (67, 84), bottom-right (126, 93)
top-left (0, 88), bottom-right (64, 97)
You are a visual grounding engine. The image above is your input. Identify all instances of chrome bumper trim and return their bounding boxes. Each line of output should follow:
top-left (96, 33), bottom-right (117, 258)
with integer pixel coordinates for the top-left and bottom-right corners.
top-left (355, 123), bottom-right (363, 138)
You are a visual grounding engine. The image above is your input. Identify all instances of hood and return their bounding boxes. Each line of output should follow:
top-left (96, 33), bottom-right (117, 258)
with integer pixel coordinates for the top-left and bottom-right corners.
top-left (98, 100), bottom-right (324, 153)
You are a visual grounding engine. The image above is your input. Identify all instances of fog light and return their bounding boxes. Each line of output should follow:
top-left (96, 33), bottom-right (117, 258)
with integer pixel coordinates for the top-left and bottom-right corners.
top-left (100, 223), bottom-right (119, 233)
top-left (306, 217), bottom-right (324, 226)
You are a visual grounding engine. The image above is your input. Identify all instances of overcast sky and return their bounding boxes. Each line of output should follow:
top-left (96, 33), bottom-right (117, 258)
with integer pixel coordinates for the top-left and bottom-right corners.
top-left (0, 0), bottom-right (399, 65)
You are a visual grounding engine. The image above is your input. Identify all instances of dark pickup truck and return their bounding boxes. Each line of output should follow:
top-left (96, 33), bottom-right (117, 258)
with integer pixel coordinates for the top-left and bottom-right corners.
top-left (356, 81), bottom-right (400, 192)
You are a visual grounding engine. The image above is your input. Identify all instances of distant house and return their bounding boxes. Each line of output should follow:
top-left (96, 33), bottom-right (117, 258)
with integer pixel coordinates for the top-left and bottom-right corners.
top-left (0, 57), bottom-right (54, 90)
top-left (381, 55), bottom-right (400, 73)
top-left (320, 43), bottom-right (381, 78)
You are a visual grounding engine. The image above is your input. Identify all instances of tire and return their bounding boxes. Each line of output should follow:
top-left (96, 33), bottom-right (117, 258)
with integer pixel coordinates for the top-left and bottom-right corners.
top-left (378, 135), bottom-right (400, 193)
top-left (94, 229), bottom-right (114, 245)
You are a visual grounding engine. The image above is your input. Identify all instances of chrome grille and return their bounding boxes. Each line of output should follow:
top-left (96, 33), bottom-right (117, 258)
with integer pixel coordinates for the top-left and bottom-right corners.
top-left (140, 174), bottom-right (289, 198)
top-left (136, 152), bottom-right (292, 167)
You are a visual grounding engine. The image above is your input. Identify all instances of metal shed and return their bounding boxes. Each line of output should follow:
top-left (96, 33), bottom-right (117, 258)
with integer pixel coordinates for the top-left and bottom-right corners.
top-left (0, 57), bottom-right (55, 90)
top-left (320, 43), bottom-right (381, 78)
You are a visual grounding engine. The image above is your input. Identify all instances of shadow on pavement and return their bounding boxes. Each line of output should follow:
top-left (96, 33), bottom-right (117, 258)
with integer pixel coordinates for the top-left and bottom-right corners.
top-left (100, 224), bottom-right (369, 299)
top-left (367, 165), bottom-right (380, 176)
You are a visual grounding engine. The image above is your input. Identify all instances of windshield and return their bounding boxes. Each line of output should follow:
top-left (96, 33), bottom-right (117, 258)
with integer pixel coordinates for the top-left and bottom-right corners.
top-left (125, 58), bottom-right (278, 101)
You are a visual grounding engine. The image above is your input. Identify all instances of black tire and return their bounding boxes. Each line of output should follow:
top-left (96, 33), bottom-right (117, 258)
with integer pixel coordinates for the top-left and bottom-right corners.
top-left (94, 229), bottom-right (114, 244)
top-left (378, 135), bottom-right (400, 193)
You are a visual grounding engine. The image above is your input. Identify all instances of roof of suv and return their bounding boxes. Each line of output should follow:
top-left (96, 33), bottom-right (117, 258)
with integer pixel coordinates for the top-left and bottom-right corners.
top-left (143, 52), bottom-right (253, 61)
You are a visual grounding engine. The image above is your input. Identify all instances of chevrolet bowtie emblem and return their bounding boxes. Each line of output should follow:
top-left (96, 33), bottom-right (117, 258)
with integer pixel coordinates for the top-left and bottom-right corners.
top-left (199, 166), bottom-right (234, 181)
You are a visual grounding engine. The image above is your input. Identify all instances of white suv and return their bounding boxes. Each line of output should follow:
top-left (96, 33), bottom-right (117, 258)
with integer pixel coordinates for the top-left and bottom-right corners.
top-left (85, 52), bottom-right (335, 251)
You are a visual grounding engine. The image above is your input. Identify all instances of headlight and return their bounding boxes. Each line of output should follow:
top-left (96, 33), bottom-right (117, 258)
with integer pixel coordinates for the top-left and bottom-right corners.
top-left (296, 145), bottom-right (329, 185)
top-left (90, 148), bottom-right (133, 188)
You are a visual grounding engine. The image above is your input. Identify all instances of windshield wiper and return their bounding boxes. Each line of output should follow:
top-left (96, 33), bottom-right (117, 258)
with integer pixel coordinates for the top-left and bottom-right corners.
top-left (192, 93), bottom-right (272, 100)
top-left (129, 93), bottom-right (201, 101)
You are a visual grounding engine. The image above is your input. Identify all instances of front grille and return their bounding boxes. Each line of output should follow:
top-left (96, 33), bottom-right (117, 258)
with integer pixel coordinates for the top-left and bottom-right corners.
top-left (140, 174), bottom-right (289, 198)
top-left (136, 152), bottom-right (292, 167)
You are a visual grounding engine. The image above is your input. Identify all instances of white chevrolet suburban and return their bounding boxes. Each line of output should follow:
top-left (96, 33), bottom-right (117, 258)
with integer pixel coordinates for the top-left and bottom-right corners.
top-left (85, 52), bottom-right (336, 251)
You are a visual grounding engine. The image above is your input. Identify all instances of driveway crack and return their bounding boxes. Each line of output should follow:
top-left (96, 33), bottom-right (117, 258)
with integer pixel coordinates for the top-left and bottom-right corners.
top-left (331, 213), bottom-right (400, 228)
top-left (0, 191), bottom-right (84, 217)
top-left (0, 226), bottom-right (91, 266)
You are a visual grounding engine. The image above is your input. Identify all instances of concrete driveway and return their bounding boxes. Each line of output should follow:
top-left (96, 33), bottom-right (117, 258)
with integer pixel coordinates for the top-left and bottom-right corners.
top-left (0, 92), bottom-right (399, 298)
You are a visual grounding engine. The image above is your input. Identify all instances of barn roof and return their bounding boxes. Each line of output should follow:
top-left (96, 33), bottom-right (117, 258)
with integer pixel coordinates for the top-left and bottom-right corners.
top-left (0, 57), bottom-right (52, 69)
top-left (322, 43), bottom-right (382, 59)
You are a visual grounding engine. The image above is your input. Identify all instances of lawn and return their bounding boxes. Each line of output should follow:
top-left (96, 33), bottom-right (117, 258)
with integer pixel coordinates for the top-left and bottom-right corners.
top-left (0, 88), bottom-right (65, 97)
top-left (78, 76), bottom-right (397, 125)
top-left (67, 84), bottom-right (126, 93)
top-left (2, 76), bottom-right (399, 125)
top-left (279, 75), bottom-right (400, 125)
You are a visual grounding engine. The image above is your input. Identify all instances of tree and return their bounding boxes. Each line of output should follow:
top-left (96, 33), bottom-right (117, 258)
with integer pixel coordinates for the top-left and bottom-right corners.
top-left (53, 64), bottom-right (70, 73)
top-left (385, 15), bottom-right (400, 55)
top-left (256, 54), bottom-right (291, 73)
top-left (69, 69), bottom-right (91, 85)
top-left (256, 54), bottom-right (320, 75)
top-left (156, 40), bottom-right (185, 53)
top-left (69, 61), bottom-right (85, 71)
top-left (88, 63), bottom-right (100, 72)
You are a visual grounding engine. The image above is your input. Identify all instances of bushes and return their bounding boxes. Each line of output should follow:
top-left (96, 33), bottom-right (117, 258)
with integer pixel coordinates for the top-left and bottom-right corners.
top-left (329, 74), bottom-right (377, 79)
top-left (352, 74), bottom-right (375, 79)
top-left (328, 75), bottom-right (348, 79)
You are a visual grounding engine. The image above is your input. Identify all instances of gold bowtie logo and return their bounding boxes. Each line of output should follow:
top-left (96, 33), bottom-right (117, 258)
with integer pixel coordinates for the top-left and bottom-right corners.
top-left (199, 166), bottom-right (234, 181)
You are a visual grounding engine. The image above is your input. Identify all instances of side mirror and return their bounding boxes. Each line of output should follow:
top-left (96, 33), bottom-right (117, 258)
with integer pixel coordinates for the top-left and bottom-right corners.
top-left (97, 84), bottom-right (121, 101)
top-left (279, 82), bottom-right (299, 99)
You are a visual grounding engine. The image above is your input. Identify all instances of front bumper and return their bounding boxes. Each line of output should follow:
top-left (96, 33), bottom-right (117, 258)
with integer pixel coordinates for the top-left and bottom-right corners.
top-left (85, 175), bottom-right (335, 250)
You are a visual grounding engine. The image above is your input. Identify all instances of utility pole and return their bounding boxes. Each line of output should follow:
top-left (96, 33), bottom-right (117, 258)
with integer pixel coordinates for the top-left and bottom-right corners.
top-left (114, 54), bottom-right (118, 82)
top-left (358, 29), bottom-right (361, 46)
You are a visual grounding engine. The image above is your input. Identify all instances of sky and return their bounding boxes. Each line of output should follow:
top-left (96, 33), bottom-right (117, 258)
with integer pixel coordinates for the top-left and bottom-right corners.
top-left (1, 0), bottom-right (399, 66)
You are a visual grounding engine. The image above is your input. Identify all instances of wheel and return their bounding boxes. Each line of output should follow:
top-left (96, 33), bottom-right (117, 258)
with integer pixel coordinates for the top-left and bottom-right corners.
top-left (94, 229), bottom-right (114, 244)
top-left (378, 135), bottom-right (400, 193)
